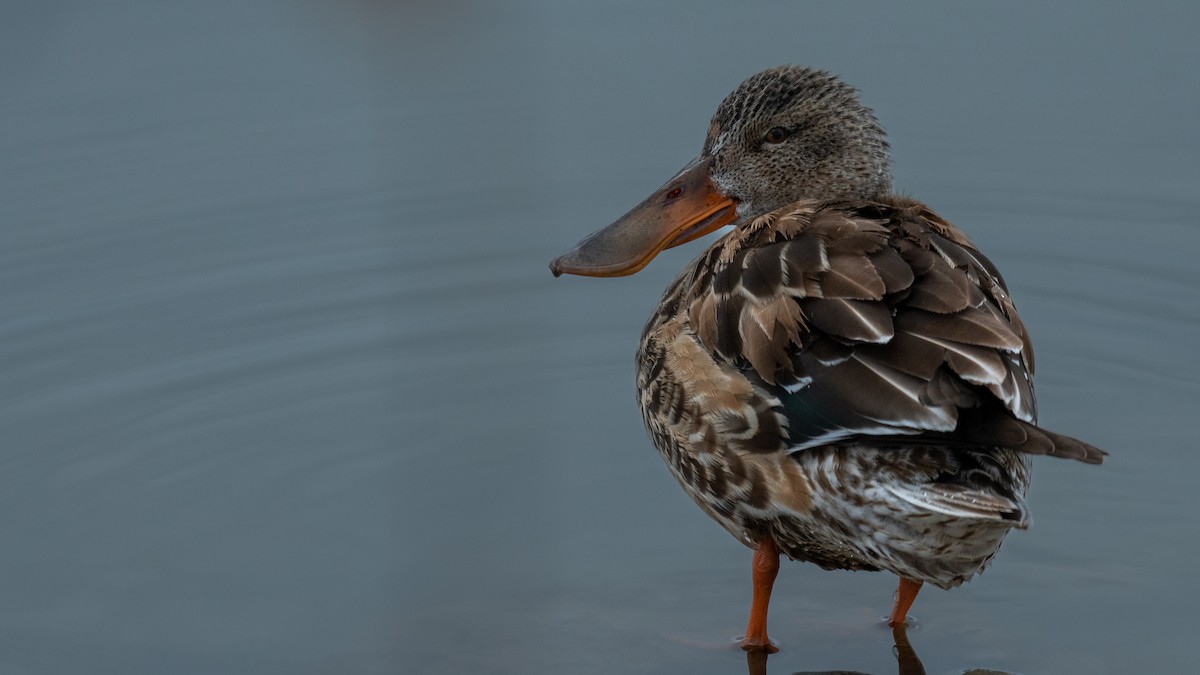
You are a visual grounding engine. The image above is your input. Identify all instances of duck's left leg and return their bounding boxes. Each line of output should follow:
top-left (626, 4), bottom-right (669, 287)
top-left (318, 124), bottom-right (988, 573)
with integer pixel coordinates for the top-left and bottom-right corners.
top-left (741, 536), bottom-right (780, 653)
top-left (888, 577), bottom-right (923, 627)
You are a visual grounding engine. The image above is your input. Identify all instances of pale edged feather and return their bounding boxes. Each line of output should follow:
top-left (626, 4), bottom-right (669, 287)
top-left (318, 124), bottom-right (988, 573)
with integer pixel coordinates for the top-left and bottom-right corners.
top-left (884, 482), bottom-right (1030, 527)
top-left (803, 297), bottom-right (894, 344)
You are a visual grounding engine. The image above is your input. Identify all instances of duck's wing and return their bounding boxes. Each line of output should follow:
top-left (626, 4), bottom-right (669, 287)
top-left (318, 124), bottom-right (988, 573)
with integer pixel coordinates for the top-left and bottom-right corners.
top-left (686, 198), bottom-right (1105, 464)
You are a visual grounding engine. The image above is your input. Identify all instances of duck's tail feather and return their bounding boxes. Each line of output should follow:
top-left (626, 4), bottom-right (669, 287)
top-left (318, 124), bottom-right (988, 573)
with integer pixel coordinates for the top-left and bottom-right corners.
top-left (956, 409), bottom-right (1108, 464)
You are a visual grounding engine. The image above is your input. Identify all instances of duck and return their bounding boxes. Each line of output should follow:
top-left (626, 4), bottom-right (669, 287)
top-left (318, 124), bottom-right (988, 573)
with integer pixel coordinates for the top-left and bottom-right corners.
top-left (549, 65), bottom-right (1106, 653)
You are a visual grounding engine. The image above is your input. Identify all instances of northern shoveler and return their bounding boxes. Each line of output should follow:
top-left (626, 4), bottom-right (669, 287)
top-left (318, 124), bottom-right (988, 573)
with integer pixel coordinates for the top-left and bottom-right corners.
top-left (550, 65), bottom-right (1105, 653)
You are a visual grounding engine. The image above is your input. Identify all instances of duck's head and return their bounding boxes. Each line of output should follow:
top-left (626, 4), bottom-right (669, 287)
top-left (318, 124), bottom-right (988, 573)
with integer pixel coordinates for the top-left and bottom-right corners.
top-left (551, 65), bottom-right (892, 277)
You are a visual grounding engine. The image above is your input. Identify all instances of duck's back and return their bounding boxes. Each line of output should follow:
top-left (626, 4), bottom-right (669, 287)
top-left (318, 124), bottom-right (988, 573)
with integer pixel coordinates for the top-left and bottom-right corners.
top-left (636, 196), bottom-right (1102, 584)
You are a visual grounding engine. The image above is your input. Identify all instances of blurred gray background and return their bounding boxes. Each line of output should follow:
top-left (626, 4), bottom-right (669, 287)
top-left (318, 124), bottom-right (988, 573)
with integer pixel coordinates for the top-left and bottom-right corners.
top-left (2, 1), bottom-right (1198, 673)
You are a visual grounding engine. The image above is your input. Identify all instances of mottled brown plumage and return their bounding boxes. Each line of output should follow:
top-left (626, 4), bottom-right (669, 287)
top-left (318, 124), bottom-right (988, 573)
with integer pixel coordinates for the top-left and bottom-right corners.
top-left (638, 196), bottom-right (1102, 577)
top-left (550, 65), bottom-right (1106, 652)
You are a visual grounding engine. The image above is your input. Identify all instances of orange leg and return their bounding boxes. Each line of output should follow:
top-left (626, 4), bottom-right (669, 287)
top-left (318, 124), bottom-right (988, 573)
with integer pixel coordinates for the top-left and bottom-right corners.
top-left (888, 577), bottom-right (924, 627)
top-left (741, 536), bottom-right (780, 653)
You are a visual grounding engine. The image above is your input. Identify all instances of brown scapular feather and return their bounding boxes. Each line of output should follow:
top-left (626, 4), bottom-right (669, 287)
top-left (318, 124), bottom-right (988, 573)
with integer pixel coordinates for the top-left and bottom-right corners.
top-left (820, 254), bottom-right (887, 299)
top-left (804, 298), bottom-right (894, 344)
top-left (896, 306), bottom-right (1024, 352)
top-left (904, 264), bottom-right (974, 313)
top-left (868, 246), bottom-right (916, 294)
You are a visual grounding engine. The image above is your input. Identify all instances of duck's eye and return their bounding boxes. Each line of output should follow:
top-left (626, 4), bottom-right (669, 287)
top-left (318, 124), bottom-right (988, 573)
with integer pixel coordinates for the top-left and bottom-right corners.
top-left (764, 127), bottom-right (790, 145)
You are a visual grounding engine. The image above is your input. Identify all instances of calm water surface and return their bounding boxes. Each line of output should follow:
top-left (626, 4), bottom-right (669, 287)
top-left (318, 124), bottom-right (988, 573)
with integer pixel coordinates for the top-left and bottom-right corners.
top-left (2, 2), bottom-right (1198, 673)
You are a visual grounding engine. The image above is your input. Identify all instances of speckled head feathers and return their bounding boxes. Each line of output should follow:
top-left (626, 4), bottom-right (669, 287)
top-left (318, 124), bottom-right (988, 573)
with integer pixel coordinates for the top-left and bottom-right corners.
top-left (703, 66), bottom-right (892, 216)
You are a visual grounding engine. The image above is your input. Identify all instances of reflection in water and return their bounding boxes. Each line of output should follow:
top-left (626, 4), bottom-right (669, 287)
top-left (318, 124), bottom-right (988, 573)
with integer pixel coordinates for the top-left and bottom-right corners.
top-left (744, 625), bottom-right (1020, 675)
top-left (889, 624), bottom-right (926, 675)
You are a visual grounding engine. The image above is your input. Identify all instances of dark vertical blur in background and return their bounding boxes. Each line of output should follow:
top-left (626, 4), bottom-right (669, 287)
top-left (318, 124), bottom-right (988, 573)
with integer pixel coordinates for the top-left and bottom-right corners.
top-left (2, 2), bottom-right (1198, 673)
